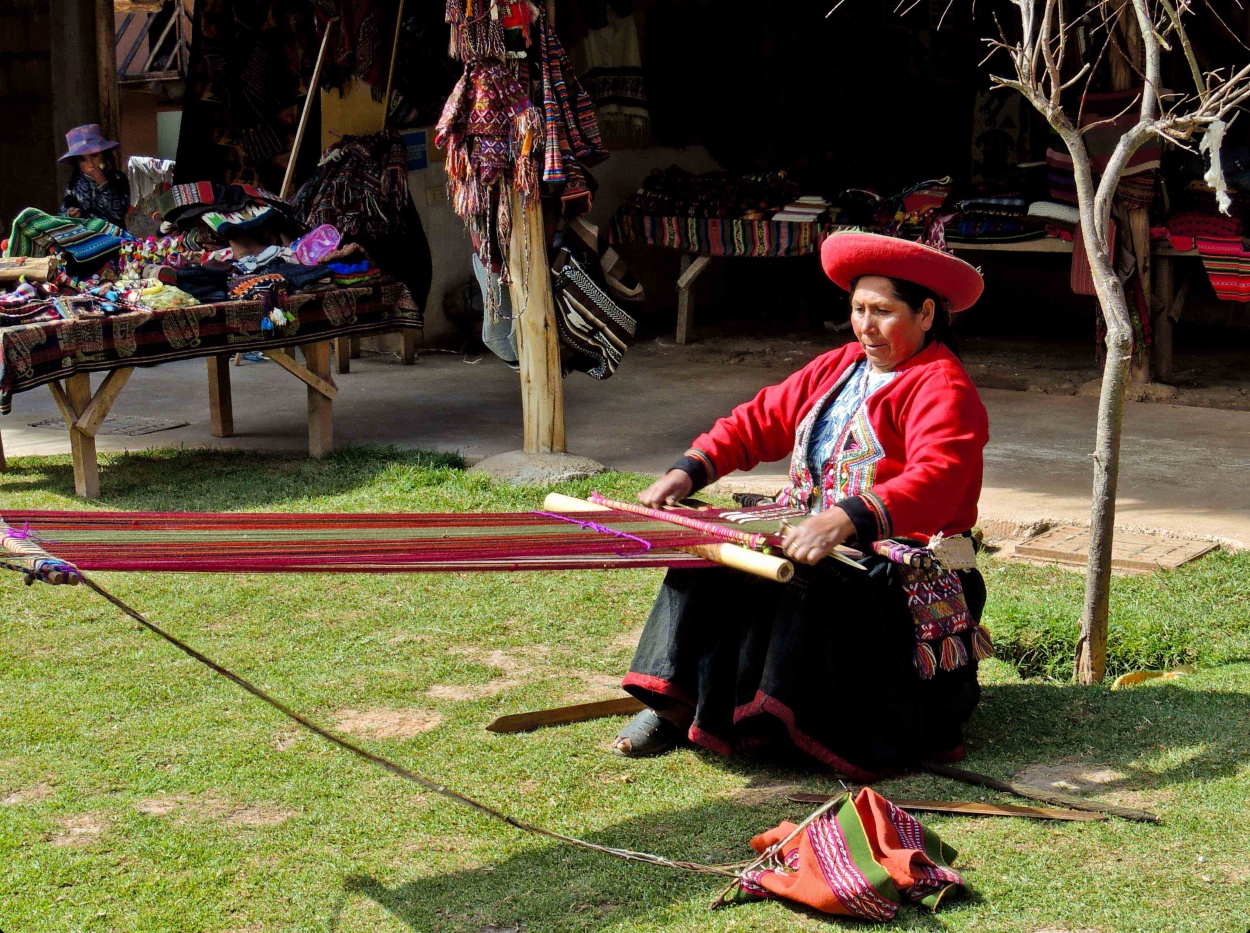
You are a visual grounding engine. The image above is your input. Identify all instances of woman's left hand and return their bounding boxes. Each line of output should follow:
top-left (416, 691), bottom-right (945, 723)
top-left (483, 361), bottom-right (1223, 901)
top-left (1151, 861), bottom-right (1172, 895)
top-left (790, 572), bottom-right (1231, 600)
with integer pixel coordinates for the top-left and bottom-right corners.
top-left (781, 507), bottom-right (856, 566)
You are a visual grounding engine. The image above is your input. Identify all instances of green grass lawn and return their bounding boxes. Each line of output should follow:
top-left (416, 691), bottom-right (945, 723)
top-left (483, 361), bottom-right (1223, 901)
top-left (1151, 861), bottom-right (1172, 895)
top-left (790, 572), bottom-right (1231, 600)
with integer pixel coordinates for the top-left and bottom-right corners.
top-left (2, 447), bottom-right (1249, 933)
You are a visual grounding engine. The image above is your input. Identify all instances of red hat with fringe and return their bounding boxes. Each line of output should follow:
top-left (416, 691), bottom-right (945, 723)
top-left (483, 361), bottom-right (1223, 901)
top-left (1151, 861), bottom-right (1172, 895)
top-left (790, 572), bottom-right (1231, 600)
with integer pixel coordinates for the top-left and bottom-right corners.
top-left (820, 232), bottom-right (984, 312)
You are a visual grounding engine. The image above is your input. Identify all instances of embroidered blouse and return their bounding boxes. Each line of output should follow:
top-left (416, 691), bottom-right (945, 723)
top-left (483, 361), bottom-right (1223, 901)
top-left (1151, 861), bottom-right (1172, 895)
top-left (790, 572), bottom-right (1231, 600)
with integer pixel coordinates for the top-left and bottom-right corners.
top-left (805, 360), bottom-right (897, 512)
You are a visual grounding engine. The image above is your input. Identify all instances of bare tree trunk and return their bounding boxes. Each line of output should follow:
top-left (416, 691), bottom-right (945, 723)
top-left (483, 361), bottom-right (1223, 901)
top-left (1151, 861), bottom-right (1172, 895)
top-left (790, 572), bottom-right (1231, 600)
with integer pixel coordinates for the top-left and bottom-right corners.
top-left (1075, 276), bottom-right (1135, 683)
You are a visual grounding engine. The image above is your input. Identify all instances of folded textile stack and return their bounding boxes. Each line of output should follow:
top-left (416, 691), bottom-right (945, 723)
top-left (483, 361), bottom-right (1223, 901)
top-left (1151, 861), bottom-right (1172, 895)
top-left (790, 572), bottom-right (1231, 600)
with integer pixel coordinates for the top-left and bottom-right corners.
top-left (1162, 189), bottom-right (1250, 302)
top-left (771, 196), bottom-right (832, 224)
top-left (4, 208), bottom-right (133, 275)
top-left (618, 166), bottom-right (803, 220)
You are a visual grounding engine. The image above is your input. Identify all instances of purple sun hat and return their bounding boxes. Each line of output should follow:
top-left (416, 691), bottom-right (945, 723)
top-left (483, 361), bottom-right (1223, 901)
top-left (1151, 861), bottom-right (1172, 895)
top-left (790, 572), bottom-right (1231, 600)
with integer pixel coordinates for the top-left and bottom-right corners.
top-left (59, 124), bottom-right (119, 163)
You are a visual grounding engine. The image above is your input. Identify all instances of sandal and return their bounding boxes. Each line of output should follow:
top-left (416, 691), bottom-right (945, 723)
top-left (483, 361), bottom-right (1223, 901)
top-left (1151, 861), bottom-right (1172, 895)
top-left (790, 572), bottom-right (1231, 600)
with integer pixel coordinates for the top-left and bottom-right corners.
top-left (612, 709), bottom-right (682, 758)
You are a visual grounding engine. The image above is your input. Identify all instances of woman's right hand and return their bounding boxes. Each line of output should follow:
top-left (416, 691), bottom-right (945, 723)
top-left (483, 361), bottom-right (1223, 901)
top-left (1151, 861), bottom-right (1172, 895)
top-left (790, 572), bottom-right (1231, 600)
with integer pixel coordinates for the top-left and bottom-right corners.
top-left (638, 470), bottom-right (693, 509)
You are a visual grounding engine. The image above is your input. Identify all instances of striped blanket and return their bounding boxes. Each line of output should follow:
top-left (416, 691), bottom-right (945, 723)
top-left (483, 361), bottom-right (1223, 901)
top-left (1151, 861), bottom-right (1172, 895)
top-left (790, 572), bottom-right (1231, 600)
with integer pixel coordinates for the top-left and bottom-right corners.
top-left (5, 208), bottom-right (131, 266)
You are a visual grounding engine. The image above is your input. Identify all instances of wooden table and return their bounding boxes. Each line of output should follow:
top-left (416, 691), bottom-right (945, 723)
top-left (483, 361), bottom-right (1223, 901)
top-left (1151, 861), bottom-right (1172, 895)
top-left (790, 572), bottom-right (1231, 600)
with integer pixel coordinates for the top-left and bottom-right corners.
top-left (948, 237), bottom-right (1200, 383)
top-left (0, 283), bottom-right (421, 497)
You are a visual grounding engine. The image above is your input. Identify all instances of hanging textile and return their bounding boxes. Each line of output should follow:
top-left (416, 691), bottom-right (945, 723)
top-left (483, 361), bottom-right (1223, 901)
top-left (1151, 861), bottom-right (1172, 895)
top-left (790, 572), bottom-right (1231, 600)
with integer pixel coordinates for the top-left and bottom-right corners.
top-left (292, 130), bottom-right (432, 313)
top-left (175, 0), bottom-right (318, 190)
top-left (437, 2), bottom-right (544, 286)
top-left (436, 60), bottom-right (540, 278)
top-left (537, 14), bottom-right (608, 212)
top-left (570, 6), bottom-right (650, 148)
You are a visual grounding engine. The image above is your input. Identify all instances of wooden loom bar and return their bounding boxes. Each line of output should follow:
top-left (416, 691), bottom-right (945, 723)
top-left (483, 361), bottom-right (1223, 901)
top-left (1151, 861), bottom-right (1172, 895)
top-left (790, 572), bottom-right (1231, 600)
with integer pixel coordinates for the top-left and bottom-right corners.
top-left (542, 493), bottom-right (794, 583)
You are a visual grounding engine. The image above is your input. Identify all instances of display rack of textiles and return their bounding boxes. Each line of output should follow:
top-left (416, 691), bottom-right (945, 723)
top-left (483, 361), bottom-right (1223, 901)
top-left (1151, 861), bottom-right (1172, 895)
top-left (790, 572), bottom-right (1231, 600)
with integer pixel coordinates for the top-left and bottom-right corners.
top-left (0, 281), bottom-right (417, 498)
top-left (610, 166), bottom-right (836, 260)
top-left (608, 166), bottom-right (839, 344)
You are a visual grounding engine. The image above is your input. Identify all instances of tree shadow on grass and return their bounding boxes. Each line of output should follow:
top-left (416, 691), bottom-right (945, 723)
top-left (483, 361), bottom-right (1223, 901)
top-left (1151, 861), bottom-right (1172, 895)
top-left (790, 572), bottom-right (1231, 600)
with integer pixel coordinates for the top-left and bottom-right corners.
top-left (957, 676), bottom-right (1250, 803)
top-left (338, 677), bottom-right (1249, 931)
top-left (0, 444), bottom-right (465, 512)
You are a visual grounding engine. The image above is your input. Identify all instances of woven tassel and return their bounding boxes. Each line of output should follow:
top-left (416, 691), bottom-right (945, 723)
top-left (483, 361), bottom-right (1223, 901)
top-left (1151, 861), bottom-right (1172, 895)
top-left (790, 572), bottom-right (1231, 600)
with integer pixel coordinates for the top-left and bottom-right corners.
top-left (914, 641), bottom-right (937, 680)
top-left (939, 635), bottom-right (969, 672)
top-left (971, 624), bottom-right (996, 661)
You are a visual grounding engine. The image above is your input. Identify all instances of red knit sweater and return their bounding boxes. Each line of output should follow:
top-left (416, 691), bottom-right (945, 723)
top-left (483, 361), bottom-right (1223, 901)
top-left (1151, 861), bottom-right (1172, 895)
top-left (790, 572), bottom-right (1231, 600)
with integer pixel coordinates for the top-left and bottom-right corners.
top-left (688, 341), bottom-right (988, 543)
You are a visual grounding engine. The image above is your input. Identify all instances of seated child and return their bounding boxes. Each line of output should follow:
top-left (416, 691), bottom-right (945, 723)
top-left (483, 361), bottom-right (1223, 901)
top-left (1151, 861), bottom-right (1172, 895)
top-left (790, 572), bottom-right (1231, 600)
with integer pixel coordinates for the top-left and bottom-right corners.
top-left (59, 124), bottom-right (131, 229)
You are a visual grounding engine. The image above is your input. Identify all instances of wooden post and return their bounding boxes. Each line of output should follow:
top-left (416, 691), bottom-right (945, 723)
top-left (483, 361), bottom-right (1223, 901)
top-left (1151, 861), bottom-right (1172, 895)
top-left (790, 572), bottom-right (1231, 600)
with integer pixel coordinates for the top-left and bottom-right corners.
top-left (1151, 254), bottom-right (1174, 383)
top-left (401, 331), bottom-right (416, 366)
top-left (65, 374), bottom-right (100, 499)
top-left (207, 354), bottom-right (235, 437)
top-left (335, 336), bottom-right (352, 374)
top-left (1127, 208), bottom-right (1152, 385)
top-left (94, 0), bottom-right (120, 146)
top-left (506, 191), bottom-right (566, 454)
top-left (50, 0), bottom-right (100, 196)
top-left (301, 341), bottom-right (335, 457)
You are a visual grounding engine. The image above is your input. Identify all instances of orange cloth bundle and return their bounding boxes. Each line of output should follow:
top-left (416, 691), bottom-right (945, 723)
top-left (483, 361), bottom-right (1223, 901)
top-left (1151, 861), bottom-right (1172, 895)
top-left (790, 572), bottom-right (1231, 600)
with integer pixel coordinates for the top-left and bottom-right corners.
top-left (738, 788), bottom-right (965, 921)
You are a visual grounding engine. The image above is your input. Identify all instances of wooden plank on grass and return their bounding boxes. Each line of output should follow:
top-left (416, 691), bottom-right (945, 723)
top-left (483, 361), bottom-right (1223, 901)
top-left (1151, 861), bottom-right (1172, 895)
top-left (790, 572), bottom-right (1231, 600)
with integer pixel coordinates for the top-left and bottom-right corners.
top-left (486, 696), bottom-right (645, 734)
top-left (1015, 524), bottom-right (1217, 572)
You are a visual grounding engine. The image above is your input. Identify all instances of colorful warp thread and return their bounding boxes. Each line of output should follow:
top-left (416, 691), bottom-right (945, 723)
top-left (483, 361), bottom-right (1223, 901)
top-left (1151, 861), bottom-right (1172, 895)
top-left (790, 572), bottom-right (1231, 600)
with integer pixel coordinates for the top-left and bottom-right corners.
top-left (0, 509), bottom-right (744, 575)
top-left (531, 510), bottom-right (652, 555)
top-left (586, 493), bottom-right (770, 550)
top-left (0, 519), bottom-right (81, 586)
top-left (738, 788), bottom-right (964, 919)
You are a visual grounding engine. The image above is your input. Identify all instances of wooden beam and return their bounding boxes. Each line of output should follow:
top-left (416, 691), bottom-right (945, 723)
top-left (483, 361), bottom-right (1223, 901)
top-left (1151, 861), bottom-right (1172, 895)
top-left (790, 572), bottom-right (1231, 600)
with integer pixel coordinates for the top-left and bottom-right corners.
top-left (486, 696), bottom-right (645, 734)
top-left (507, 190), bottom-right (566, 454)
top-left (76, 367), bottom-right (132, 436)
top-left (301, 342), bottom-right (335, 457)
top-left (47, 380), bottom-right (80, 428)
top-left (267, 347), bottom-right (339, 400)
top-left (94, 0), bottom-right (121, 146)
top-left (401, 331), bottom-right (416, 366)
top-left (335, 336), bottom-right (352, 374)
top-left (51, 0), bottom-right (100, 198)
top-left (675, 254), bottom-right (711, 345)
top-left (207, 354), bottom-right (234, 437)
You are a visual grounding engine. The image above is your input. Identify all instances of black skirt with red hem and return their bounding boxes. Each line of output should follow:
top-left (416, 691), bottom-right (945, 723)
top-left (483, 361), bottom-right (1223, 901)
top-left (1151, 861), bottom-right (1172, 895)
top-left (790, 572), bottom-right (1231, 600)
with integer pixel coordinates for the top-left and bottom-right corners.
top-left (621, 557), bottom-right (985, 777)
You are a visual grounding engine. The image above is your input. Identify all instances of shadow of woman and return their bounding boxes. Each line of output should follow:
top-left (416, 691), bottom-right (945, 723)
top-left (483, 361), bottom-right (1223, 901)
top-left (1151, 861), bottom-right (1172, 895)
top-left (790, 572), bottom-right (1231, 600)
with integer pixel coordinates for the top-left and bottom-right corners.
top-left (334, 795), bottom-right (960, 932)
top-left (333, 673), bottom-right (1250, 930)
top-left (954, 673), bottom-right (1250, 803)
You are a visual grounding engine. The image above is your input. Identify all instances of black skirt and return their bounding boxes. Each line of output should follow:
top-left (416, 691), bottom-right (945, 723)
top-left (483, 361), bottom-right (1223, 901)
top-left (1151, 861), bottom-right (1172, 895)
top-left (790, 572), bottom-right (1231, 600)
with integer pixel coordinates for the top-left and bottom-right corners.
top-left (622, 556), bottom-right (985, 779)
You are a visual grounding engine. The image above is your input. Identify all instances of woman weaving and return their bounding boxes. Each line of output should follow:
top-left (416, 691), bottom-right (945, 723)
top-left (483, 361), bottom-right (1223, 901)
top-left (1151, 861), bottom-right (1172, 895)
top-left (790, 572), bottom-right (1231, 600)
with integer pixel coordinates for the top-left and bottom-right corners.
top-left (613, 233), bottom-right (992, 780)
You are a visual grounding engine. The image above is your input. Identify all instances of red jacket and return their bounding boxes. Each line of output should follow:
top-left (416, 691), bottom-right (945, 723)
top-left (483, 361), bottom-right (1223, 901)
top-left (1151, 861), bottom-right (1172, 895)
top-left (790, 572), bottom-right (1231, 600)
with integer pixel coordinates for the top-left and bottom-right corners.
top-left (687, 341), bottom-right (988, 543)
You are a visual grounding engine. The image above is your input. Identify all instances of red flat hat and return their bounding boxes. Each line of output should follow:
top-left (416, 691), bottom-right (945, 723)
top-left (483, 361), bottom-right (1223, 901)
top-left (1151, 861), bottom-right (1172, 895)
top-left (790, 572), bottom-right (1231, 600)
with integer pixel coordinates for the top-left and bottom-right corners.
top-left (820, 232), bottom-right (984, 312)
